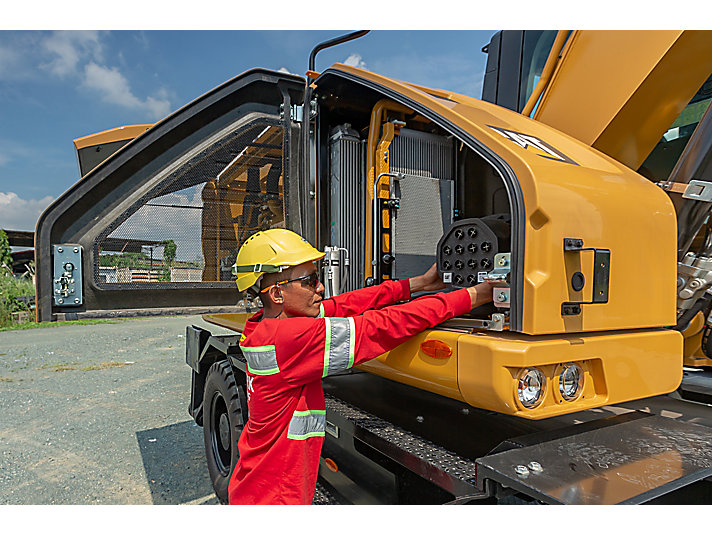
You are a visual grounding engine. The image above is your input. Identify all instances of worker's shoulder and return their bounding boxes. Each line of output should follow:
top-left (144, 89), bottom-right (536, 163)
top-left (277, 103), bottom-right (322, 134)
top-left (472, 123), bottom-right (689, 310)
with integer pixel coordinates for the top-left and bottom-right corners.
top-left (244, 315), bottom-right (325, 344)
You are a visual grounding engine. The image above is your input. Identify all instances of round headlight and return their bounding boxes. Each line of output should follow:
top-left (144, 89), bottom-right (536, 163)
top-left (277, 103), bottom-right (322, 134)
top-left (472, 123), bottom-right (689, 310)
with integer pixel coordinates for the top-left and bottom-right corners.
top-left (517, 367), bottom-right (547, 408)
top-left (558, 363), bottom-right (584, 401)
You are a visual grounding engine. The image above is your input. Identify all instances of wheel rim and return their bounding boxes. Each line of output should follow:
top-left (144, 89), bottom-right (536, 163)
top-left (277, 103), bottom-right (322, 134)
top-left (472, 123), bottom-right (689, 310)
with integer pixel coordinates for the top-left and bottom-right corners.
top-left (219, 413), bottom-right (230, 450)
top-left (210, 392), bottom-right (232, 476)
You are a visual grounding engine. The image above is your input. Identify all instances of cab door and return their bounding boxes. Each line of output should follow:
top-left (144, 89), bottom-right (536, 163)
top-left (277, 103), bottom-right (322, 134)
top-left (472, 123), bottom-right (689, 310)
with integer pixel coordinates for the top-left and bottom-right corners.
top-left (35, 69), bottom-right (305, 322)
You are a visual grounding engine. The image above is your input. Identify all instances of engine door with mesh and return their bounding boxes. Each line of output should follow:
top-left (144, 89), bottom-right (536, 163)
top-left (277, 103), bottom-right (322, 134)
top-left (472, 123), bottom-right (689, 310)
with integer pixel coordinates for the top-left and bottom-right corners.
top-left (34, 69), bottom-right (305, 320)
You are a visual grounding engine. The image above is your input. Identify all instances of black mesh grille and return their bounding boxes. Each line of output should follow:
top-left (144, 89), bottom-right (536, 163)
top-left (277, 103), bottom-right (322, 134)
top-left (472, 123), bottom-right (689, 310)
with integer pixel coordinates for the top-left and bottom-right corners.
top-left (96, 119), bottom-right (286, 289)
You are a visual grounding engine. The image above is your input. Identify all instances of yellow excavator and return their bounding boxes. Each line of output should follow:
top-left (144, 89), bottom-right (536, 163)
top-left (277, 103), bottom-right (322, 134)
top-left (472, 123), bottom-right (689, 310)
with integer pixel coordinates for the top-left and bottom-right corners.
top-left (483, 30), bottom-right (712, 370)
top-left (36, 30), bottom-right (712, 504)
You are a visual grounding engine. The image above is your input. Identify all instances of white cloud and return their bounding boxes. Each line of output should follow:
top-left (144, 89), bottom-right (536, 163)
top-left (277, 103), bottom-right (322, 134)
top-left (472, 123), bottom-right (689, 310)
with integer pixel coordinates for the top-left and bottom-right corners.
top-left (83, 62), bottom-right (171, 120)
top-left (277, 66), bottom-right (295, 75)
top-left (0, 192), bottom-right (55, 232)
top-left (39, 31), bottom-right (102, 78)
top-left (343, 53), bottom-right (367, 69)
top-left (0, 31), bottom-right (172, 118)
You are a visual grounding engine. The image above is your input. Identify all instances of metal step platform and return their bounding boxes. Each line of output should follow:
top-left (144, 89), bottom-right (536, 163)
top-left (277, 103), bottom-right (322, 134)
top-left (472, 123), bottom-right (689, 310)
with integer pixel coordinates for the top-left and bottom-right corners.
top-left (313, 481), bottom-right (342, 505)
top-left (322, 392), bottom-right (488, 502)
top-left (475, 414), bottom-right (712, 504)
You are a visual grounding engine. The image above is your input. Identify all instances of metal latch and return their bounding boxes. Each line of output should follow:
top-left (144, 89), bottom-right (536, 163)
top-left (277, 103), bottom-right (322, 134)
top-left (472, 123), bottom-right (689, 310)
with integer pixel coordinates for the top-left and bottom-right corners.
top-left (483, 253), bottom-right (511, 309)
top-left (658, 180), bottom-right (712, 202)
top-left (53, 245), bottom-right (82, 306)
top-left (562, 238), bottom-right (610, 315)
top-left (280, 103), bottom-right (303, 122)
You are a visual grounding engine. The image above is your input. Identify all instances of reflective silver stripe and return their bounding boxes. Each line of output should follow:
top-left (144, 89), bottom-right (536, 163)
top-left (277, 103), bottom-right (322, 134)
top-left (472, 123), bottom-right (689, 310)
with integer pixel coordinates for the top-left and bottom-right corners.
top-left (287, 410), bottom-right (326, 440)
top-left (322, 317), bottom-right (356, 378)
top-left (239, 344), bottom-right (279, 376)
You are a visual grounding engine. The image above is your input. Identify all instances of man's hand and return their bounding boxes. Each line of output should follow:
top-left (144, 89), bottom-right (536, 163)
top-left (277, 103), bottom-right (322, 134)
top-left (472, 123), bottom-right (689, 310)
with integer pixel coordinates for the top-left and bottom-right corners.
top-left (410, 264), bottom-right (495, 309)
top-left (467, 282), bottom-right (494, 309)
top-left (409, 263), bottom-right (447, 294)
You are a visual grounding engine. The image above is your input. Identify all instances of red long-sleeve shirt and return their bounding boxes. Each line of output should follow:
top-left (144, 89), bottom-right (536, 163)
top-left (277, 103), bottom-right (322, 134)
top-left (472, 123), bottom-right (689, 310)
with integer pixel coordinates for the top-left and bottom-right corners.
top-left (227, 279), bottom-right (472, 505)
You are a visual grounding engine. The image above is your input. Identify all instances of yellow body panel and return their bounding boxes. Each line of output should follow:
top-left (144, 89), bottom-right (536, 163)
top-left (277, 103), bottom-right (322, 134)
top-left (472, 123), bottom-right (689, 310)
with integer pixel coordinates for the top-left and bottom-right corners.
top-left (356, 330), bottom-right (465, 402)
top-left (329, 64), bottom-right (678, 335)
top-left (681, 311), bottom-right (712, 367)
top-left (72, 124), bottom-right (153, 149)
top-left (457, 328), bottom-right (682, 420)
top-left (203, 313), bottom-right (252, 332)
top-left (532, 31), bottom-right (712, 170)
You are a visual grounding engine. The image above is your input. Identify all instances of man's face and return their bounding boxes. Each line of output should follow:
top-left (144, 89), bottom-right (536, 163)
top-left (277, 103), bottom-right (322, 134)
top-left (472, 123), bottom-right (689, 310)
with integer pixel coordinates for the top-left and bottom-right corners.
top-left (279, 261), bottom-right (325, 318)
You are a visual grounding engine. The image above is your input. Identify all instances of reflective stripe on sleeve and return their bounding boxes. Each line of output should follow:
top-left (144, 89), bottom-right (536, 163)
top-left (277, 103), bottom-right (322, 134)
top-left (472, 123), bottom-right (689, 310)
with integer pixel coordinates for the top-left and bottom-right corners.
top-left (318, 303), bottom-right (325, 318)
top-left (239, 344), bottom-right (279, 376)
top-left (287, 409), bottom-right (326, 440)
top-left (322, 317), bottom-right (356, 378)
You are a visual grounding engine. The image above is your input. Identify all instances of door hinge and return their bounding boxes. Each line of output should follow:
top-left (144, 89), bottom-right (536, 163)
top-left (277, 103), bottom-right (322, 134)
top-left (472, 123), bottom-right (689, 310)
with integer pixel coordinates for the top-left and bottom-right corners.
top-left (280, 104), bottom-right (303, 122)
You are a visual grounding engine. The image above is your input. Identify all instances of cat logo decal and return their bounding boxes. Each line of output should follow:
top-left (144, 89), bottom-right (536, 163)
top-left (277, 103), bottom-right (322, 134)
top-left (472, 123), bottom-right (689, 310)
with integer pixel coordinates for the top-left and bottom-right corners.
top-left (488, 125), bottom-right (578, 165)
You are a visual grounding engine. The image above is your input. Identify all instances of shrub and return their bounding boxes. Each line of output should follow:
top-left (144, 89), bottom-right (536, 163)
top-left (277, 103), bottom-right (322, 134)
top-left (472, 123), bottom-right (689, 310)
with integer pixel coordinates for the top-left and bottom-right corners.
top-left (0, 270), bottom-right (36, 327)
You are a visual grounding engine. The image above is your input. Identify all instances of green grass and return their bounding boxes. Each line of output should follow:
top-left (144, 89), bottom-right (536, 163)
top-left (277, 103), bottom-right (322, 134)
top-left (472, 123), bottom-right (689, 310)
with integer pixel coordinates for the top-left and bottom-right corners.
top-left (0, 274), bottom-right (35, 328)
top-left (0, 317), bottom-right (135, 332)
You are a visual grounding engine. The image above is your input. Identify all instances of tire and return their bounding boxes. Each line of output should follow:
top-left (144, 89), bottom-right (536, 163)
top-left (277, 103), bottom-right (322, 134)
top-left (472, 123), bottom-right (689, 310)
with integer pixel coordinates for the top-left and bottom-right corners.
top-left (202, 360), bottom-right (247, 504)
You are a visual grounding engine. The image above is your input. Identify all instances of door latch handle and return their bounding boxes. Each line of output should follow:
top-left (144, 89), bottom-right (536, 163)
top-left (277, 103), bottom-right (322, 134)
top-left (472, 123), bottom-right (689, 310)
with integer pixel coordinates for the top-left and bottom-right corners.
top-left (562, 238), bottom-right (610, 315)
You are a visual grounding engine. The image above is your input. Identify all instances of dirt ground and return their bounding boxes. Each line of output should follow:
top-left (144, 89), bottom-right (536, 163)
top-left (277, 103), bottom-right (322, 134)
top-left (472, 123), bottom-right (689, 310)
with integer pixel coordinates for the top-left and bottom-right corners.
top-left (0, 315), bottom-right (236, 505)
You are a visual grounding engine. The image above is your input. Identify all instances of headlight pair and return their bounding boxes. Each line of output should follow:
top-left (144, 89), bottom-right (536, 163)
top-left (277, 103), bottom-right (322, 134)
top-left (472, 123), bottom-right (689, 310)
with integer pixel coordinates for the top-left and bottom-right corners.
top-left (516, 363), bottom-right (584, 409)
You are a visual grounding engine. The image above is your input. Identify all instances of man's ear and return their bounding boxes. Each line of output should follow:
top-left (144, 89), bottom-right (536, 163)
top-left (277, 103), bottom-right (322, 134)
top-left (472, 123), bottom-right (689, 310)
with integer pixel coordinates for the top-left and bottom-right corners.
top-left (268, 284), bottom-right (284, 305)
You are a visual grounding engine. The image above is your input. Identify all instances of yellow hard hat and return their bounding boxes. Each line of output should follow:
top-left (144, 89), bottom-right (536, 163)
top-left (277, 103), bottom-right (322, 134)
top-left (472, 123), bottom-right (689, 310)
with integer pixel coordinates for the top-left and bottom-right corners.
top-left (233, 229), bottom-right (325, 292)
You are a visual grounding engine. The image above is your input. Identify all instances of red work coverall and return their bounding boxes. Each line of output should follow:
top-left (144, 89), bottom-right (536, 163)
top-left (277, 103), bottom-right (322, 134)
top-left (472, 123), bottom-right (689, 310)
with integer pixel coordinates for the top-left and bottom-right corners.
top-left (227, 279), bottom-right (472, 505)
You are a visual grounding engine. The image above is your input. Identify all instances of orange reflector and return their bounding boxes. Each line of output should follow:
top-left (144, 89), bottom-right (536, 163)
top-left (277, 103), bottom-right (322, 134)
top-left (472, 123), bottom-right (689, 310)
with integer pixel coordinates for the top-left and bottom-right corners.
top-left (324, 458), bottom-right (338, 472)
top-left (420, 340), bottom-right (452, 359)
top-left (305, 70), bottom-right (321, 80)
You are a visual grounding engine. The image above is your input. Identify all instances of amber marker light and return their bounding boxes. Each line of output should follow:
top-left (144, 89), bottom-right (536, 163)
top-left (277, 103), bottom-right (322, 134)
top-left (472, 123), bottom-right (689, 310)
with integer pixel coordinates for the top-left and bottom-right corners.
top-left (324, 458), bottom-right (338, 472)
top-left (420, 340), bottom-right (453, 359)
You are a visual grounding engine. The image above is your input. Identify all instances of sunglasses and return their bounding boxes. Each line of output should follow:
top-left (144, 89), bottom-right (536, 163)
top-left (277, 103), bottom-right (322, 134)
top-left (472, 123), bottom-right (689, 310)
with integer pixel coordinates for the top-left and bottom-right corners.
top-left (260, 271), bottom-right (320, 293)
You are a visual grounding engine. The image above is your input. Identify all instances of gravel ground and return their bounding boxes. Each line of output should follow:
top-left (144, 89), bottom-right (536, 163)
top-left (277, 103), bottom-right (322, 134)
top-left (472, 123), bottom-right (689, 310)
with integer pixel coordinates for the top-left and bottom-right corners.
top-left (0, 315), bottom-right (236, 505)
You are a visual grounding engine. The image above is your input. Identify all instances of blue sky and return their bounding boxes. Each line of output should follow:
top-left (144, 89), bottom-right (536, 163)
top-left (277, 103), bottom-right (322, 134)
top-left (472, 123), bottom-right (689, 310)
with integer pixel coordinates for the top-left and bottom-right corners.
top-left (0, 29), bottom-right (494, 233)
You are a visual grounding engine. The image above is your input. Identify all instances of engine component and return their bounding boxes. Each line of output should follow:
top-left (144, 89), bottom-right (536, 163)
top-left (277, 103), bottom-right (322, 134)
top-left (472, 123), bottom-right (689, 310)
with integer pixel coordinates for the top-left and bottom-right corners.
top-left (677, 252), bottom-right (712, 312)
top-left (388, 128), bottom-right (454, 282)
top-left (436, 215), bottom-right (511, 288)
top-left (322, 246), bottom-right (350, 298)
top-left (329, 124), bottom-right (363, 291)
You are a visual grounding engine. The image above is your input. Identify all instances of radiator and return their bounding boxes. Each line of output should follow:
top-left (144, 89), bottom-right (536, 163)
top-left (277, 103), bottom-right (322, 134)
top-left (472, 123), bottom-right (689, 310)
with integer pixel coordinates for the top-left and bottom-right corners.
top-left (390, 128), bottom-right (454, 281)
top-left (329, 124), bottom-right (364, 292)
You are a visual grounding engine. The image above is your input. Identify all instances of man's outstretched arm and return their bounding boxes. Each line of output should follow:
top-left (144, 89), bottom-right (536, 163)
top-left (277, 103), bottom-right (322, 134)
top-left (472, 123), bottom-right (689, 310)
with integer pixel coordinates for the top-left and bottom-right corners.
top-left (321, 263), bottom-right (449, 318)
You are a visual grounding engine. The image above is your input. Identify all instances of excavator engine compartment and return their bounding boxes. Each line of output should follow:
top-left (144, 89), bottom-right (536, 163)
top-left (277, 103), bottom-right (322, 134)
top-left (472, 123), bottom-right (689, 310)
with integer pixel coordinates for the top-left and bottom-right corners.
top-left (308, 65), bottom-right (684, 418)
